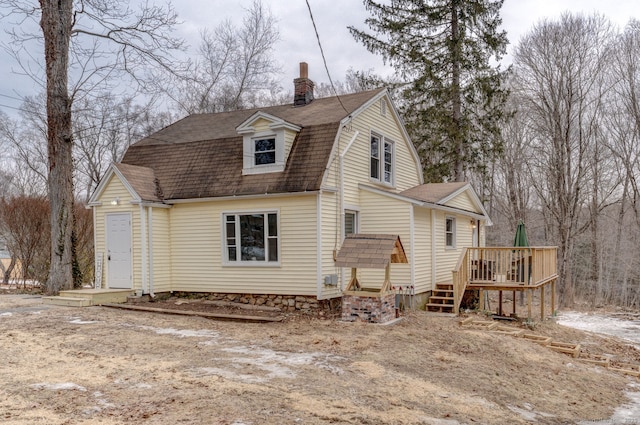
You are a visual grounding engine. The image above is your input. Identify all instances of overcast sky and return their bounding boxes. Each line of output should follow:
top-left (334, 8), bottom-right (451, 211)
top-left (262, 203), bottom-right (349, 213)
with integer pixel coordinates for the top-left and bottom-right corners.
top-left (1, 0), bottom-right (639, 117)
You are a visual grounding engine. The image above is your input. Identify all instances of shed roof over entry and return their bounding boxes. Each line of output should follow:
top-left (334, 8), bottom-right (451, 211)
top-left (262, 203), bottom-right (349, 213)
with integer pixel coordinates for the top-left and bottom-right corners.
top-left (335, 234), bottom-right (408, 269)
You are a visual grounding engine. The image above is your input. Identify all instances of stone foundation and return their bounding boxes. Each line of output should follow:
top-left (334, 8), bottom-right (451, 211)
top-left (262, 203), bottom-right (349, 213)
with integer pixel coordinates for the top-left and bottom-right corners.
top-left (341, 292), bottom-right (397, 323)
top-left (169, 292), bottom-right (341, 314)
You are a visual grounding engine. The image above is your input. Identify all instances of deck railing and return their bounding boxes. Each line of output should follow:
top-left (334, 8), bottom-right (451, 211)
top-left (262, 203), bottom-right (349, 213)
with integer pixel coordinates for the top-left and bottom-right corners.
top-left (451, 247), bottom-right (558, 313)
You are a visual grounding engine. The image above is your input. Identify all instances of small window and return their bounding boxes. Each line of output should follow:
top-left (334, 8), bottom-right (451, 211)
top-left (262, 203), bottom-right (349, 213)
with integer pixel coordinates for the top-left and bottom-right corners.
top-left (445, 217), bottom-right (456, 248)
top-left (224, 212), bottom-right (279, 264)
top-left (370, 132), bottom-right (394, 185)
top-left (344, 211), bottom-right (358, 236)
top-left (254, 138), bottom-right (276, 165)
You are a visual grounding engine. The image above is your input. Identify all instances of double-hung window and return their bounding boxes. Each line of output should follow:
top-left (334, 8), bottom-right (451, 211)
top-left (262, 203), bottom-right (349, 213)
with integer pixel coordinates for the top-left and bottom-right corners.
top-left (370, 132), bottom-right (394, 185)
top-left (445, 217), bottom-right (456, 248)
top-left (224, 212), bottom-right (279, 264)
top-left (254, 137), bottom-right (276, 166)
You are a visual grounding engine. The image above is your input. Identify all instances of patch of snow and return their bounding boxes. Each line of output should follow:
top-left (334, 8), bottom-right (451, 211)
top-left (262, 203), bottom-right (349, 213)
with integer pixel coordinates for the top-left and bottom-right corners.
top-left (69, 317), bottom-right (99, 324)
top-left (134, 383), bottom-right (152, 389)
top-left (31, 382), bottom-right (86, 391)
top-left (137, 325), bottom-right (220, 339)
top-left (558, 312), bottom-right (640, 348)
top-left (195, 367), bottom-right (267, 384)
top-left (579, 384), bottom-right (640, 424)
top-left (222, 346), bottom-right (345, 379)
top-left (0, 312), bottom-right (12, 316)
top-left (507, 404), bottom-right (555, 422)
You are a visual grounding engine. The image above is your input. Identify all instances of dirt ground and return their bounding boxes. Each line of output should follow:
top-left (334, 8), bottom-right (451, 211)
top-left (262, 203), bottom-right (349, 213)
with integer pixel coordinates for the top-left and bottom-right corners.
top-left (0, 294), bottom-right (639, 425)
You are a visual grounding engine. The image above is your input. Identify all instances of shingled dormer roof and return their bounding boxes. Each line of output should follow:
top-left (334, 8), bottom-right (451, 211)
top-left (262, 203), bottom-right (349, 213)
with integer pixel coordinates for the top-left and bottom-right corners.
top-left (120, 89), bottom-right (385, 200)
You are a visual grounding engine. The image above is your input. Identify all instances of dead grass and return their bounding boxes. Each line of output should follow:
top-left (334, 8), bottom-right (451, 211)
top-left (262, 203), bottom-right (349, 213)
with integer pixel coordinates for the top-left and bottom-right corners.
top-left (0, 294), bottom-right (637, 424)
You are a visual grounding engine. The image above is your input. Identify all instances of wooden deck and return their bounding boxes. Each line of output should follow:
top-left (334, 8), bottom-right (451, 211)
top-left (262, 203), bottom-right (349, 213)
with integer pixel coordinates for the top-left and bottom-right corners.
top-left (444, 247), bottom-right (558, 319)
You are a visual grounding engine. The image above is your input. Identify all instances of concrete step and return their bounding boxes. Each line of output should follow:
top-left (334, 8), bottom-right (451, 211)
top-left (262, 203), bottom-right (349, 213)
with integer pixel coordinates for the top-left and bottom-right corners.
top-left (59, 289), bottom-right (133, 305)
top-left (42, 296), bottom-right (92, 307)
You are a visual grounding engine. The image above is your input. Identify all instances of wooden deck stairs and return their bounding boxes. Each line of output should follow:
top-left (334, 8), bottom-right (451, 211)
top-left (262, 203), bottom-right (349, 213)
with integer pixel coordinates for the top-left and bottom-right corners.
top-left (426, 282), bottom-right (455, 313)
top-left (42, 288), bottom-right (133, 307)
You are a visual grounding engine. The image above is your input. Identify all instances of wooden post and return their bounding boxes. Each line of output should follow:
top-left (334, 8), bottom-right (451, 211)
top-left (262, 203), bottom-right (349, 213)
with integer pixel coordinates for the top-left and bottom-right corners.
top-left (479, 289), bottom-right (484, 312)
top-left (540, 284), bottom-right (545, 320)
top-left (512, 290), bottom-right (516, 315)
top-left (498, 290), bottom-right (503, 316)
top-left (551, 280), bottom-right (556, 315)
top-left (527, 288), bottom-right (532, 320)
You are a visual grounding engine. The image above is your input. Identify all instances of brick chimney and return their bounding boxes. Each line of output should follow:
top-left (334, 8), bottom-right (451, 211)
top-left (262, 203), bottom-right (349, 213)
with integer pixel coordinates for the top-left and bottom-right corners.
top-left (293, 62), bottom-right (314, 106)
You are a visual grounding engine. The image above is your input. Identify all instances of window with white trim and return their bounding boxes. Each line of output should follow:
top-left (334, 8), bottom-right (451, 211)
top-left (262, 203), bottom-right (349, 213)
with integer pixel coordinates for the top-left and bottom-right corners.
top-left (370, 132), bottom-right (394, 185)
top-left (344, 210), bottom-right (359, 236)
top-left (254, 137), bottom-right (276, 165)
top-left (224, 212), bottom-right (278, 263)
top-left (445, 217), bottom-right (456, 248)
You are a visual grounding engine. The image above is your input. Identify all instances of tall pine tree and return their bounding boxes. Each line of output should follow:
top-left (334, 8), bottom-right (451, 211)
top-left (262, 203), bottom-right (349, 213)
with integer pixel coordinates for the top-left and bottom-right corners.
top-left (350, 0), bottom-right (509, 182)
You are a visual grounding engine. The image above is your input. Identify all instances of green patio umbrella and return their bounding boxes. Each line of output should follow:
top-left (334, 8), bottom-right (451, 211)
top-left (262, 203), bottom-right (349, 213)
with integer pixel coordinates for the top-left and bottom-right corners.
top-left (513, 219), bottom-right (530, 309)
top-left (513, 219), bottom-right (529, 248)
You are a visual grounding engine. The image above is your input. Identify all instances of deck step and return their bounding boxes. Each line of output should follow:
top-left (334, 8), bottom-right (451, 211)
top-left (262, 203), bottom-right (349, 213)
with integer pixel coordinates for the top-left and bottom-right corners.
top-left (429, 296), bottom-right (454, 302)
top-left (42, 296), bottom-right (92, 307)
top-left (426, 303), bottom-right (454, 313)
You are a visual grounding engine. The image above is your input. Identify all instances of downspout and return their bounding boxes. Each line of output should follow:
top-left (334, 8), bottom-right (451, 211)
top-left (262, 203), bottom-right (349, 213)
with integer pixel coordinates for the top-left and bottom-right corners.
top-left (316, 191), bottom-right (323, 299)
top-left (148, 207), bottom-right (155, 297)
top-left (139, 205), bottom-right (148, 295)
top-left (409, 204), bottom-right (415, 291)
top-left (338, 131), bottom-right (360, 290)
top-left (431, 209), bottom-right (437, 289)
top-left (92, 205), bottom-right (99, 288)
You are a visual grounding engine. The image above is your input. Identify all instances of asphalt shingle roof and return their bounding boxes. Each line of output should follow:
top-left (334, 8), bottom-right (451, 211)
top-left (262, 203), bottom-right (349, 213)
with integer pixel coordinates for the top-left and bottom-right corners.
top-left (335, 234), bottom-right (408, 269)
top-left (120, 89), bottom-right (384, 200)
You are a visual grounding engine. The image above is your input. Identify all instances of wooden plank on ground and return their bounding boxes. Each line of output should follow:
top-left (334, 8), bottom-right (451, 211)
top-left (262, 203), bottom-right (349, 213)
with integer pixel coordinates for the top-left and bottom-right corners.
top-left (549, 341), bottom-right (580, 358)
top-left (578, 354), bottom-right (611, 368)
top-left (490, 325), bottom-right (524, 336)
top-left (100, 303), bottom-right (283, 323)
top-left (522, 333), bottom-right (552, 346)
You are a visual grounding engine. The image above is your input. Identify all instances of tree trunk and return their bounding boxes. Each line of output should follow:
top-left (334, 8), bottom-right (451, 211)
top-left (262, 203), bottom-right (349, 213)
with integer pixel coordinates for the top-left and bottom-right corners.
top-left (451, 1), bottom-right (463, 182)
top-left (40, 0), bottom-right (75, 295)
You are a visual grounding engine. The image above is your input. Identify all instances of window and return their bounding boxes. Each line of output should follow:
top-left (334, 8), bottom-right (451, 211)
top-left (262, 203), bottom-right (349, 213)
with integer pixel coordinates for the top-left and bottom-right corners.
top-left (224, 212), bottom-right (278, 264)
top-left (254, 137), bottom-right (276, 165)
top-left (344, 210), bottom-right (358, 236)
top-left (445, 217), bottom-right (456, 248)
top-left (370, 133), bottom-right (394, 185)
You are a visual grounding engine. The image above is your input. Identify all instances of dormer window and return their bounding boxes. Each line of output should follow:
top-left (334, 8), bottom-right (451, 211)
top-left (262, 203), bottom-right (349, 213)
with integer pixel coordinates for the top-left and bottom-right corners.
top-left (254, 137), bottom-right (276, 165)
top-left (237, 112), bottom-right (301, 175)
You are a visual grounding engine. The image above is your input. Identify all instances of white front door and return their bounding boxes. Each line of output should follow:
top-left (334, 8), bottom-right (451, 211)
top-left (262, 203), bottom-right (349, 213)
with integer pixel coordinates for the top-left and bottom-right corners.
top-left (106, 213), bottom-right (132, 289)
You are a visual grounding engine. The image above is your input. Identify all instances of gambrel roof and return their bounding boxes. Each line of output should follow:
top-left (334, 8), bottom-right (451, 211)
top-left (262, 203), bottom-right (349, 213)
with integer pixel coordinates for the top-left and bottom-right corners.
top-left (118, 89), bottom-right (387, 201)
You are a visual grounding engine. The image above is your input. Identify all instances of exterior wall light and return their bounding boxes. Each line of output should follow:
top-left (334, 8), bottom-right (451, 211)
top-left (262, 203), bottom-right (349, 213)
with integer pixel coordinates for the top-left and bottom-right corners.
top-left (110, 197), bottom-right (120, 206)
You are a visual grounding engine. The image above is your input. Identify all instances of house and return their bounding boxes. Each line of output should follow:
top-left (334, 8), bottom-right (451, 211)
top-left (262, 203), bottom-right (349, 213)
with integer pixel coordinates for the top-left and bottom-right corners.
top-left (88, 63), bottom-right (490, 310)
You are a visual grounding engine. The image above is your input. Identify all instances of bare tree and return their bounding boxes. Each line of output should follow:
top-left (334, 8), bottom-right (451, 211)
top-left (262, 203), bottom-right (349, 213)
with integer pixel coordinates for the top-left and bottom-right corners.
top-left (166, 0), bottom-right (281, 114)
top-left (73, 94), bottom-right (175, 200)
top-left (0, 196), bottom-right (50, 287)
top-left (0, 0), bottom-right (184, 294)
top-left (512, 13), bottom-right (614, 305)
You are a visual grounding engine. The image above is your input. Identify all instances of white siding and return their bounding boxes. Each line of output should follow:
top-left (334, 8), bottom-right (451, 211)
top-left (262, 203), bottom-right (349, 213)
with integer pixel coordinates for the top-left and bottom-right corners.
top-left (434, 210), bottom-right (474, 283)
top-left (412, 207), bottom-right (432, 294)
top-left (168, 194), bottom-right (319, 295)
top-left (150, 207), bottom-right (171, 293)
top-left (320, 191), bottom-right (342, 299)
top-left (358, 190), bottom-right (412, 290)
top-left (339, 95), bottom-right (421, 208)
top-left (445, 191), bottom-right (481, 213)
